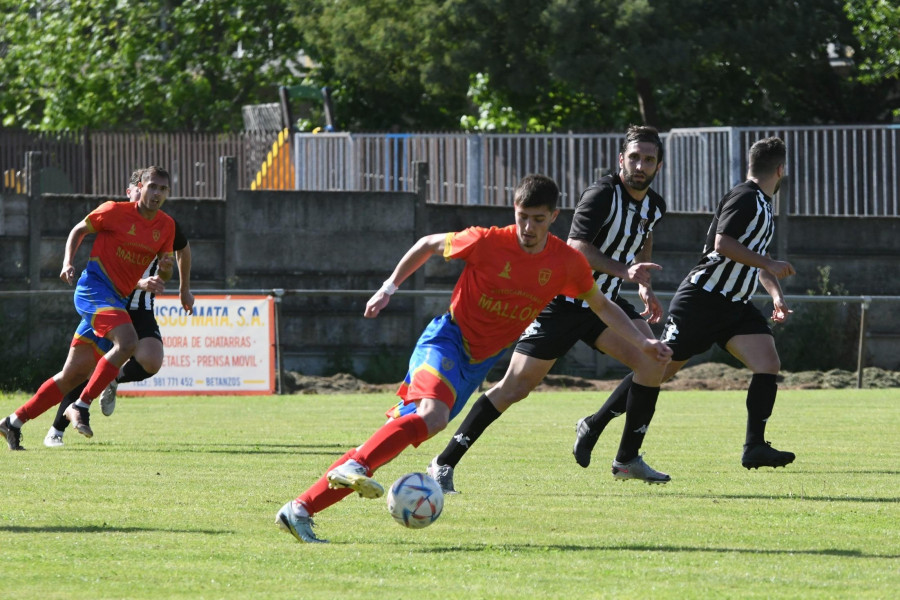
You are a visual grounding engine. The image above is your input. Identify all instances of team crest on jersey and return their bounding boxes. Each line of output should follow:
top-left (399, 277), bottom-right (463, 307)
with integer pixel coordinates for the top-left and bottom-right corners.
top-left (538, 269), bottom-right (551, 286)
top-left (498, 262), bottom-right (512, 279)
top-left (127, 224), bottom-right (137, 236)
top-left (152, 229), bottom-right (160, 242)
top-left (639, 218), bottom-right (649, 233)
top-left (441, 357), bottom-right (455, 371)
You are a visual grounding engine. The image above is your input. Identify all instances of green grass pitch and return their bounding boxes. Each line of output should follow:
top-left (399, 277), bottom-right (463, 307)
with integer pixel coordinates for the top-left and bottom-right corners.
top-left (1, 388), bottom-right (897, 599)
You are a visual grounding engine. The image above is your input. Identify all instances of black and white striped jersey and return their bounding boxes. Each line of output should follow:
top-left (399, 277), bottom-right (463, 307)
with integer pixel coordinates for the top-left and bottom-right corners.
top-left (686, 180), bottom-right (774, 303)
top-left (126, 218), bottom-right (188, 311)
top-left (563, 173), bottom-right (666, 306)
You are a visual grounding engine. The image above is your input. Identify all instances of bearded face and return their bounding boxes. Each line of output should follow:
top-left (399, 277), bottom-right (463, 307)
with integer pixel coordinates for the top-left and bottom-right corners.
top-left (619, 141), bottom-right (661, 193)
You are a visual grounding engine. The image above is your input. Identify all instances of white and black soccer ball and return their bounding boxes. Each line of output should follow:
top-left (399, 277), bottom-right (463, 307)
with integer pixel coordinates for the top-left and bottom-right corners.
top-left (386, 472), bottom-right (444, 529)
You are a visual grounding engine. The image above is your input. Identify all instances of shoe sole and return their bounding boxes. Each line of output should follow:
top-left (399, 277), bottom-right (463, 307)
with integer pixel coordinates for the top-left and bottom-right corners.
top-left (0, 422), bottom-right (25, 451)
top-left (426, 465), bottom-right (460, 495)
top-left (275, 511), bottom-right (327, 543)
top-left (612, 465), bottom-right (671, 484)
top-left (100, 391), bottom-right (116, 416)
top-left (64, 407), bottom-right (93, 438)
top-left (44, 439), bottom-right (64, 448)
top-left (326, 471), bottom-right (384, 499)
top-left (612, 473), bottom-right (671, 484)
top-left (742, 458), bottom-right (795, 470)
top-left (573, 418), bottom-right (598, 468)
top-left (73, 424), bottom-right (94, 438)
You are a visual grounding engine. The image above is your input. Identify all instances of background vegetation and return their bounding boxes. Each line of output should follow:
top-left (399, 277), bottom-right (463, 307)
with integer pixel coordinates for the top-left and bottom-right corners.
top-left (1, 0), bottom-right (897, 133)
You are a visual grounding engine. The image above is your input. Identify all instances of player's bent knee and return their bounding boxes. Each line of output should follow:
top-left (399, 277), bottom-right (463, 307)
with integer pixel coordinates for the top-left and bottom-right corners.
top-left (422, 414), bottom-right (448, 437)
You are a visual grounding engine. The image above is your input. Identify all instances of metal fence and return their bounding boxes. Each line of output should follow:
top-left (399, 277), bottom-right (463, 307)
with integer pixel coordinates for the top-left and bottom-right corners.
top-left (0, 129), bottom-right (87, 193)
top-left (2, 125), bottom-right (898, 214)
top-left (0, 129), bottom-right (284, 198)
top-left (293, 125), bottom-right (900, 215)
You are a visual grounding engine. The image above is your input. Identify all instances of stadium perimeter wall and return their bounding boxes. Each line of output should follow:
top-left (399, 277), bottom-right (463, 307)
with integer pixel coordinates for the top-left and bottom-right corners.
top-left (1, 157), bottom-right (898, 380)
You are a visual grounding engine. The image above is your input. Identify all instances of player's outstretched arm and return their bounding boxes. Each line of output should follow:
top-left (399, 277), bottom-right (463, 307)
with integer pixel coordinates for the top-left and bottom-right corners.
top-left (60, 220), bottom-right (91, 285)
top-left (582, 285), bottom-right (672, 362)
top-left (364, 233), bottom-right (448, 319)
top-left (569, 238), bottom-right (631, 281)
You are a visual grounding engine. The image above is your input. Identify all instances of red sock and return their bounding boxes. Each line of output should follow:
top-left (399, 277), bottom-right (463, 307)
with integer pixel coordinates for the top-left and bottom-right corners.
top-left (295, 416), bottom-right (429, 517)
top-left (16, 378), bottom-right (64, 423)
top-left (297, 450), bottom-right (356, 515)
top-left (351, 414), bottom-right (429, 473)
top-left (80, 356), bottom-right (120, 404)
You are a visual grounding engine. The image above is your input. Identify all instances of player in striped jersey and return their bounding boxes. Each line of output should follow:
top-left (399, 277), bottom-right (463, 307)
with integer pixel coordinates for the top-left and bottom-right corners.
top-left (43, 169), bottom-right (194, 447)
top-left (574, 137), bottom-right (797, 471)
top-left (427, 125), bottom-right (673, 490)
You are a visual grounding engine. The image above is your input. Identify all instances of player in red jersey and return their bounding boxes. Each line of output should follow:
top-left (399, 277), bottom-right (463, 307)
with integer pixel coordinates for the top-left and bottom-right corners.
top-left (1, 166), bottom-right (176, 450)
top-left (275, 174), bottom-right (672, 543)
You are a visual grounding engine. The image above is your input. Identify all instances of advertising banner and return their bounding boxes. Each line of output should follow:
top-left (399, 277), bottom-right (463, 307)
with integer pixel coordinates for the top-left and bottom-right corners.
top-left (119, 294), bottom-right (275, 396)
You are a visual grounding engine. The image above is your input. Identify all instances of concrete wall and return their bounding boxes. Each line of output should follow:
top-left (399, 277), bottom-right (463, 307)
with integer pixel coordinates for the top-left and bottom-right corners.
top-left (2, 155), bottom-right (898, 381)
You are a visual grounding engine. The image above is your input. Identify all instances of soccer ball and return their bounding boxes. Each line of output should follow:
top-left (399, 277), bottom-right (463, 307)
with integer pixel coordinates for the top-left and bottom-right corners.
top-left (386, 472), bottom-right (444, 529)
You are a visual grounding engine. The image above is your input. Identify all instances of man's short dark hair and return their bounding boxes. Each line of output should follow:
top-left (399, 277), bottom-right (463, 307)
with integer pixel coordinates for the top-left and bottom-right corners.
top-left (141, 165), bottom-right (170, 183)
top-left (748, 137), bottom-right (786, 177)
top-left (514, 174), bottom-right (560, 211)
top-left (622, 125), bottom-right (664, 163)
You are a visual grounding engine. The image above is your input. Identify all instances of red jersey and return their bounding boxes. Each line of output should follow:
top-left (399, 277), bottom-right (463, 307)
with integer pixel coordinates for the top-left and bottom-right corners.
top-left (85, 201), bottom-right (176, 297)
top-left (445, 224), bottom-right (596, 361)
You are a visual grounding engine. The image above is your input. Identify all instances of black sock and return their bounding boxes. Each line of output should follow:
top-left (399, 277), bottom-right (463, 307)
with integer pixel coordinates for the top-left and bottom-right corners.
top-left (436, 393), bottom-right (502, 469)
top-left (585, 372), bottom-right (633, 432)
top-left (615, 381), bottom-right (659, 463)
top-left (53, 381), bottom-right (86, 431)
top-left (745, 373), bottom-right (778, 446)
top-left (119, 359), bottom-right (153, 384)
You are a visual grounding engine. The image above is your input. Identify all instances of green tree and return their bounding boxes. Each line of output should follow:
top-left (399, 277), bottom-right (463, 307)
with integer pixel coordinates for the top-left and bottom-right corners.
top-left (845, 0), bottom-right (900, 83)
top-left (844, 0), bottom-right (900, 117)
top-left (290, 0), bottom-right (464, 131)
top-left (542, 0), bottom-right (891, 129)
top-left (0, 0), bottom-right (305, 131)
top-left (290, 0), bottom-right (899, 131)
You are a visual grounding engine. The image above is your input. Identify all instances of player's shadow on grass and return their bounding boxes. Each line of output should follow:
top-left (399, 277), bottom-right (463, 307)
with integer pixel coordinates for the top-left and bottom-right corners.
top-left (794, 468), bottom-right (900, 476)
top-left (63, 442), bottom-right (348, 456)
top-left (682, 492), bottom-right (900, 504)
top-left (1, 524), bottom-right (232, 535)
top-left (418, 543), bottom-right (900, 559)
top-left (547, 490), bottom-right (900, 504)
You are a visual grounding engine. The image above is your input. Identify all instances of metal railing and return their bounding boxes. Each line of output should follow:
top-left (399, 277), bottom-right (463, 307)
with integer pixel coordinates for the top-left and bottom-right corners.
top-left (0, 129), bottom-right (286, 198)
top-left (293, 125), bottom-right (900, 215)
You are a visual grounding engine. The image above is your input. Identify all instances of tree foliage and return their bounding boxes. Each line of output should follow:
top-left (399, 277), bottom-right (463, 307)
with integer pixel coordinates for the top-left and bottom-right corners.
top-left (0, 0), bottom-right (305, 131)
top-left (1, 0), bottom-right (897, 132)
top-left (844, 0), bottom-right (900, 112)
top-left (290, 0), bottom-right (900, 131)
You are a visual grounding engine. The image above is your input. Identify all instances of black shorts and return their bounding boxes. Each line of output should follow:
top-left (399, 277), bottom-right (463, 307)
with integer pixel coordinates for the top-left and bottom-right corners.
top-left (128, 308), bottom-right (163, 342)
top-left (514, 296), bottom-right (643, 360)
top-left (660, 282), bottom-right (772, 362)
